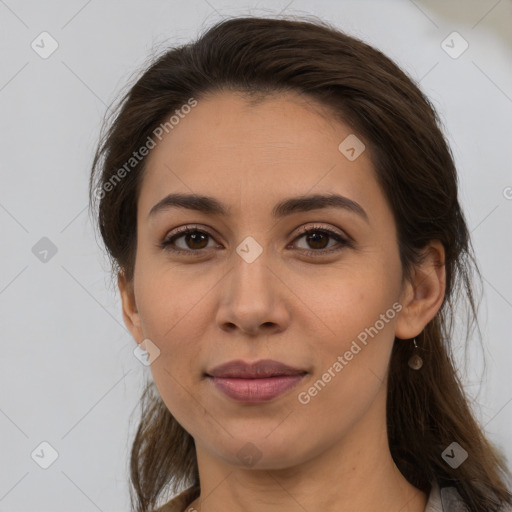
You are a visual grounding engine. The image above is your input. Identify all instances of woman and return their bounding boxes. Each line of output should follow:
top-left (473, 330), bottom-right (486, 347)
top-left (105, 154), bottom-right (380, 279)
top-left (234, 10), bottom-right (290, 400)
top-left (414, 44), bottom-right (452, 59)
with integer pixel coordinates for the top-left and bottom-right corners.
top-left (89, 15), bottom-right (512, 512)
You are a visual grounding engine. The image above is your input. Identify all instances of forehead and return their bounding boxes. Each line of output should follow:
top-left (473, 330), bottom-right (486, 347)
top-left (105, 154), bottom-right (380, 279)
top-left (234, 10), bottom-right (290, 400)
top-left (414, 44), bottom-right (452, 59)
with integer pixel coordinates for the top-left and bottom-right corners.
top-left (151, 90), bottom-right (347, 155)
top-left (139, 91), bottom-right (382, 223)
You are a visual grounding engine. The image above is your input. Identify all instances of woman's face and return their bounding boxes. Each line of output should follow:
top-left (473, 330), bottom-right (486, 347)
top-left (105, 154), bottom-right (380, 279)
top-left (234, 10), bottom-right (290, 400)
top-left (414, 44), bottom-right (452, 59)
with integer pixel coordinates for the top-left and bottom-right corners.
top-left (120, 90), bottom-right (414, 469)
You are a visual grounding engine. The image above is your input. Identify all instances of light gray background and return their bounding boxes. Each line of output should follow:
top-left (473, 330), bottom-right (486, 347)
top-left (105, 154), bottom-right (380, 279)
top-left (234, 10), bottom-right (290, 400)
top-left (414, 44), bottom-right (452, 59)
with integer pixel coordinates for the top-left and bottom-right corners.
top-left (1, 1), bottom-right (511, 511)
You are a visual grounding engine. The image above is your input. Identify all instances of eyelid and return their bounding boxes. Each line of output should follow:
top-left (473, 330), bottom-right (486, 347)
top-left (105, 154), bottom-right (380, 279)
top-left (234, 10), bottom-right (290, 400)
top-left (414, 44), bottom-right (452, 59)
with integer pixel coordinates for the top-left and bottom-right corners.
top-left (292, 223), bottom-right (350, 241)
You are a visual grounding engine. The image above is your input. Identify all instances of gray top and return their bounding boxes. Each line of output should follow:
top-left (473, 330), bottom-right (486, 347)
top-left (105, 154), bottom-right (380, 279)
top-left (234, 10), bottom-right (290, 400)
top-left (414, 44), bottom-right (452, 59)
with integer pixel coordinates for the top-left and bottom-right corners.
top-left (425, 480), bottom-right (512, 512)
top-left (425, 481), bottom-right (467, 511)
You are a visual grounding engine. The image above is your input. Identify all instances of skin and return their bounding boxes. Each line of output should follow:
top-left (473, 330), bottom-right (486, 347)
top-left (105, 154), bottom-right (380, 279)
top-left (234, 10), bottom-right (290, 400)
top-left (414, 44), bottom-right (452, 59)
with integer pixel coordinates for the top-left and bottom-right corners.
top-left (119, 90), bottom-right (446, 512)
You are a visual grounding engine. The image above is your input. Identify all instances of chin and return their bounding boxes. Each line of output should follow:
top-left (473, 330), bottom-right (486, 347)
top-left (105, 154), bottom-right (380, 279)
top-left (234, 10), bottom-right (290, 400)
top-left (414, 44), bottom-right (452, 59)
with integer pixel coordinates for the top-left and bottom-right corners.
top-left (212, 428), bottom-right (312, 470)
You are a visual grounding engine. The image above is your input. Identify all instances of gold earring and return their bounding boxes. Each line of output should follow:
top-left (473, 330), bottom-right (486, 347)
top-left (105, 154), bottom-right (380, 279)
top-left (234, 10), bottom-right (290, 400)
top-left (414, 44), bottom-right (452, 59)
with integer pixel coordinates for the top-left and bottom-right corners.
top-left (408, 338), bottom-right (423, 370)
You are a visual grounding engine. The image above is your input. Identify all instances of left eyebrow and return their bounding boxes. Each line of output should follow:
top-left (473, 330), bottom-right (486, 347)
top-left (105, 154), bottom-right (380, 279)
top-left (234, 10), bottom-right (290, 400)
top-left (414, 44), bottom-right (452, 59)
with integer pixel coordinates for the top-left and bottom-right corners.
top-left (148, 192), bottom-right (369, 224)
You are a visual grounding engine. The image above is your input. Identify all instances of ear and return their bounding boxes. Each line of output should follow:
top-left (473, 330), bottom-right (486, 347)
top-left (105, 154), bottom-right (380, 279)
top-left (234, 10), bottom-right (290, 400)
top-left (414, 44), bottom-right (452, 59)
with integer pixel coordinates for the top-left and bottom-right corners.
top-left (395, 240), bottom-right (446, 340)
top-left (118, 270), bottom-right (144, 342)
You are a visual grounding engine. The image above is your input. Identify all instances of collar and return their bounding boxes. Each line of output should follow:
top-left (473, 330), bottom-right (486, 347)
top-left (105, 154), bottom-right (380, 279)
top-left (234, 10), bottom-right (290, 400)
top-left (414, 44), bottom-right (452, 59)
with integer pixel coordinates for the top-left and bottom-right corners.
top-left (425, 480), bottom-right (470, 511)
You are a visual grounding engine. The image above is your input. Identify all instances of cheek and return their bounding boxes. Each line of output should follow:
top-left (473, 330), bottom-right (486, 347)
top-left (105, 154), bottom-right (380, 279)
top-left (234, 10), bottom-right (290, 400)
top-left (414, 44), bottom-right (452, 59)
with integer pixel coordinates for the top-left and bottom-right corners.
top-left (295, 307), bottom-right (397, 434)
top-left (134, 270), bottom-right (210, 399)
top-left (137, 282), bottom-right (207, 433)
top-left (302, 267), bottom-right (398, 349)
top-left (300, 272), bottom-right (399, 401)
top-left (135, 264), bottom-right (213, 344)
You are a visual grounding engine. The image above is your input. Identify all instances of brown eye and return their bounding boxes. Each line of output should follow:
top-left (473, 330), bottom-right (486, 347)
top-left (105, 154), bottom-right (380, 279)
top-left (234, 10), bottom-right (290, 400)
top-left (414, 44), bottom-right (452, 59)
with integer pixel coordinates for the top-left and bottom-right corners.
top-left (292, 226), bottom-right (352, 256)
top-left (160, 226), bottom-right (217, 254)
top-left (181, 231), bottom-right (209, 250)
top-left (303, 231), bottom-right (330, 250)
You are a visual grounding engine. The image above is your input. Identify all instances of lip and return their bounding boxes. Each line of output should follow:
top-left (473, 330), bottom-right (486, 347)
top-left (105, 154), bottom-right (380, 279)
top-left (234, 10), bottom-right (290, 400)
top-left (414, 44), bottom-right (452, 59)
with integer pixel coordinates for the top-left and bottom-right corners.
top-left (207, 359), bottom-right (307, 378)
top-left (205, 359), bottom-right (307, 403)
top-left (208, 375), bottom-right (306, 403)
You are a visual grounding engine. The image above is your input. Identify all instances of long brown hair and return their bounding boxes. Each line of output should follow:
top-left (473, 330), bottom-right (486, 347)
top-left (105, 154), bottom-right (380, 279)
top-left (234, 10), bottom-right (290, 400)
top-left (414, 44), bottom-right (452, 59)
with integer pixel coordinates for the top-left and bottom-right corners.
top-left (88, 14), bottom-right (512, 512)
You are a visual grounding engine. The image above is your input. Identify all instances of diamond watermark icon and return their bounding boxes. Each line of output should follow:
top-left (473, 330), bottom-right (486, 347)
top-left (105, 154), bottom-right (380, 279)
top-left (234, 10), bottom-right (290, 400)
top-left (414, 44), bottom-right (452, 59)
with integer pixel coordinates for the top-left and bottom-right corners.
top-left (441, 31), bottom-right (468, 59)
top-left (31, 32), bottom-right (59, 59)
top-left (32, 237), bottom-right (58, 263)
top-left (236, 236), bottom-right (263, 263)
top-left (236, 442), bottom-right (262, 467)
top-left (31, 441), bottom-right (59, 469)
top-left (133, 338), bottom-right (161, 366)
top-left (338, 134), bottom-right (366, 161)
top-left (441, 441), bottom-right (468, 469)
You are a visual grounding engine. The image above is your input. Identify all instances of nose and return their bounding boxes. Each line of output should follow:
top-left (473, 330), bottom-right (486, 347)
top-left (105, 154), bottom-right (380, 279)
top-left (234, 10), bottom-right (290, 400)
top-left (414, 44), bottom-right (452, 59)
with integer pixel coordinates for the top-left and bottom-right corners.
top-left (215, 253), bottom-right (290, 336)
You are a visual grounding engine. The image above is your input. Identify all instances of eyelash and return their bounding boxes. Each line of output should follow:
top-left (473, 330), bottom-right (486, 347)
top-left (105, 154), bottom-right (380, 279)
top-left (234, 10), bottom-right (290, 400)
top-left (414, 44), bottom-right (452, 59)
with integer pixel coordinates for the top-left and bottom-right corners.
top-left (159, 224), bottom-right (353, 258)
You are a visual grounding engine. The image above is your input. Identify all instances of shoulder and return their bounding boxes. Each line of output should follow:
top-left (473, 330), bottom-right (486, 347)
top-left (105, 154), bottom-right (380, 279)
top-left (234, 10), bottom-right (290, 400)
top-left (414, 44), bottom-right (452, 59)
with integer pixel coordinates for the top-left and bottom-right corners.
top-left (153, 486), bottom-right (200, 512)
